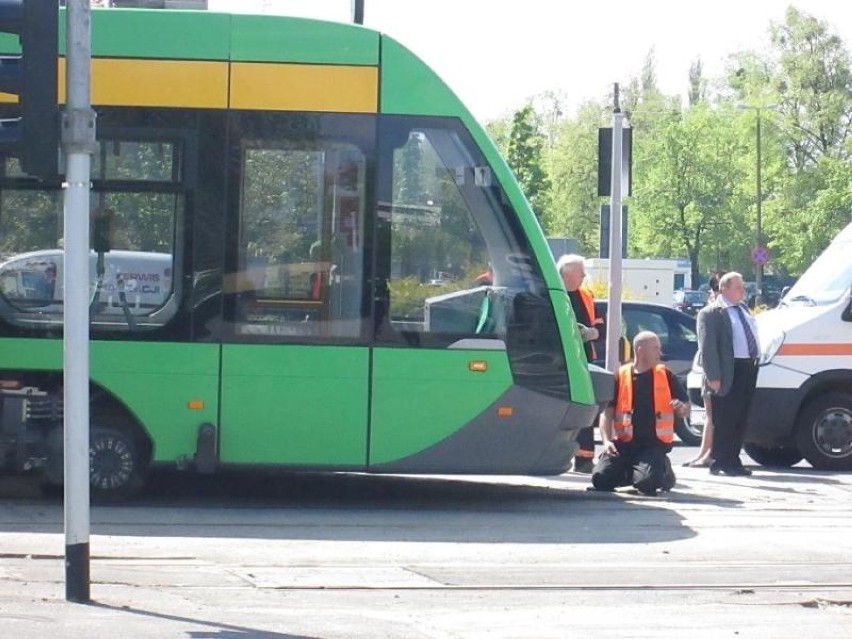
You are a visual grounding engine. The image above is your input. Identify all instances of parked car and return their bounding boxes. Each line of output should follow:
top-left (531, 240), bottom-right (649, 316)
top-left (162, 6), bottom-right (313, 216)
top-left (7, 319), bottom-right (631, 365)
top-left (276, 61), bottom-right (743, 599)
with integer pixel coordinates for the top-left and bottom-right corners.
top-left (673, 289), bottom-right (708, 316)
top-left (592, 300), bottom-right (701, 444)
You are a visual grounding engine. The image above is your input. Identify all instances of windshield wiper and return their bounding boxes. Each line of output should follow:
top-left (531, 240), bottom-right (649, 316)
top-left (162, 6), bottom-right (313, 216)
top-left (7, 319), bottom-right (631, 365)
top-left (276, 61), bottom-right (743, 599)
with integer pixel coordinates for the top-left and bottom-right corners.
top-left (786, 294), bottom-right (817, 306)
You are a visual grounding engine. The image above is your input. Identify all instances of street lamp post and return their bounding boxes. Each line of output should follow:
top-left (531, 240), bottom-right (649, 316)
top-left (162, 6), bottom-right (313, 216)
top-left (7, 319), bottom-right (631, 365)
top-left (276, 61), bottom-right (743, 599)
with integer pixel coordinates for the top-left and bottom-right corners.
top-left (755, 109), bottom-right (763, 307)
top-left (738, 104), bottom-right (771, 307)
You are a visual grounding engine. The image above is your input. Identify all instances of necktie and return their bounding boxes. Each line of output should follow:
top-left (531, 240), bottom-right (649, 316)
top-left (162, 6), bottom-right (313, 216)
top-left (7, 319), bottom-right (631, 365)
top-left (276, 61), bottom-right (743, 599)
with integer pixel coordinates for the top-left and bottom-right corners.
top-left (734, 304), bottom-right (759, 358)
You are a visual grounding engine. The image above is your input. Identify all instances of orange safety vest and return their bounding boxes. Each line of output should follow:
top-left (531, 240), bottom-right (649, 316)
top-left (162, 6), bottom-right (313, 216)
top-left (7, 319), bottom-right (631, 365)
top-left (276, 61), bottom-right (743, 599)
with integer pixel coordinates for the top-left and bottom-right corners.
top-left (577, 286), bottom-right (602, 326)
top-left (612, 364), bottom-right (675, 444)
top-left (576, 286), bottom-right (602, 359)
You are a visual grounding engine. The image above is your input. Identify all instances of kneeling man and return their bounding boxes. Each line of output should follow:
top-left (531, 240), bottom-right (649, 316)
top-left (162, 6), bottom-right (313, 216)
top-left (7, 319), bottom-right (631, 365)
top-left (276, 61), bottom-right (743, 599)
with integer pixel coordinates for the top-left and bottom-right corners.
top-left (592, 330), bottom-right (689, 496)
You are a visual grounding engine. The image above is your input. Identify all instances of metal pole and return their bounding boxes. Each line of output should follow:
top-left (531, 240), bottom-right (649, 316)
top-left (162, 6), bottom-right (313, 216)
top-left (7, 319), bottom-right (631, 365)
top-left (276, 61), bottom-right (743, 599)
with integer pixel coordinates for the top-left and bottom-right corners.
top-left (755, 110), bottom-right (762, 307)
top-left (63, 0), bottom-right (96, 604)
top-left (605, 83), bottom-right (624, 373)
top-left (351, 0), bottom-right (364, 24)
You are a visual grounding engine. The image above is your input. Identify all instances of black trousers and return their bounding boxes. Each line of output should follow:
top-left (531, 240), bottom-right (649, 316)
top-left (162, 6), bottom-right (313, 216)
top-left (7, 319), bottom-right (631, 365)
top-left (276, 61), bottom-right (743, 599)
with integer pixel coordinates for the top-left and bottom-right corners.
top-left (576, 422), bottom-right (595, 456)
top-left (711, 358), bottom-right (758, 468)
top-left (592, 442), bottom-right (674, 493)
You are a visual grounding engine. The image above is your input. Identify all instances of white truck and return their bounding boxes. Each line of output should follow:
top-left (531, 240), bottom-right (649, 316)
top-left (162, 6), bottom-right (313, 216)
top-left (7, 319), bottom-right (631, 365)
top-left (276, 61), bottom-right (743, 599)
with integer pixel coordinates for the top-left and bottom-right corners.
top-left (585, 258), bottom-right (690, 306)
top-left (689, 222), bottom-right (852, 470)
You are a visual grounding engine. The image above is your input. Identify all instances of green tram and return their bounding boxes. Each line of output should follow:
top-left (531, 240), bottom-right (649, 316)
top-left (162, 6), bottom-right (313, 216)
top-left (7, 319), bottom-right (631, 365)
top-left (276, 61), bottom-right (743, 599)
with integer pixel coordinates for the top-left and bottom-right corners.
top-left (0, 9), bottom-right (611, 499)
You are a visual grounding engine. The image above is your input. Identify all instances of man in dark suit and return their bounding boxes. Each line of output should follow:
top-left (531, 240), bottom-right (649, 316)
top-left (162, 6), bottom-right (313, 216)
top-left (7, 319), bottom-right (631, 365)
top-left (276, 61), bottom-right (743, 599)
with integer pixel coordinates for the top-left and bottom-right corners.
top-left (697, 271), bottom-right (760, 476)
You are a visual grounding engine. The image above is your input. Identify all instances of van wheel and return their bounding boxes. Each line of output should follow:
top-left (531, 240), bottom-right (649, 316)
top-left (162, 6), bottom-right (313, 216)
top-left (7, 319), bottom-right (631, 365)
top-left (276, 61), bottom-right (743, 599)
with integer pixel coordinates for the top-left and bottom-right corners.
top-left (743, 442), bottom-right (803, 468)
top-left (675, 416), bottom-right (702, 445)
top-left (795, 392), bottom-right (852, 471)
top-left (89, 428), bottom-right (145, 501)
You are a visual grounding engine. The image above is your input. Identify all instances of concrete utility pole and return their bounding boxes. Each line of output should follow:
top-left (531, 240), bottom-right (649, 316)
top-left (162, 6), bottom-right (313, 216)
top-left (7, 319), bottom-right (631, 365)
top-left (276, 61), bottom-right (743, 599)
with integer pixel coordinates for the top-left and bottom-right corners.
top-left (63, 0), bottom-right (96, 604)
top-left (605, 83), bottom-right (624, 374)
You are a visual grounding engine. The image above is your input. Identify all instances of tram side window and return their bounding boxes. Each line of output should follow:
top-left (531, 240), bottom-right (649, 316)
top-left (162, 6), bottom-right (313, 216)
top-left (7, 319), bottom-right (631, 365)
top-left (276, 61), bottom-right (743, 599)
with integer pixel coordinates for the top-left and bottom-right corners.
top-left (0, 188), bottom-right (63, 307)
top-left (385, 131), bottom-right (490, 338)
top-left (234, 141), bottom-right (366, 340)
top-left (380, 121), bottom-right (544, 344)
top-left (0, 140), bottom-right (181, 332)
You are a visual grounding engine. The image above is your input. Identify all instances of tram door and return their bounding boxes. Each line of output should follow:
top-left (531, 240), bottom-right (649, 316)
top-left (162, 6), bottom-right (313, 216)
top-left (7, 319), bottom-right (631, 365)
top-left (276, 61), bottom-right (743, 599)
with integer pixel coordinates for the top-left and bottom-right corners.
top-left (367, 119), bottom-right (519, 468)
top-left (219, 117), bottom-right (372, 467)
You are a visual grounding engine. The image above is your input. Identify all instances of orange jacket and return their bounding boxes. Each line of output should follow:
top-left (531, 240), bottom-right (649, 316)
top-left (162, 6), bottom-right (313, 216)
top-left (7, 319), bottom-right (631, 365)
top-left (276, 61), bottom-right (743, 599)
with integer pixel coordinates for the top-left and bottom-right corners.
top-left (612, 364), bottom-right (675, 444)
top-left (575, 286), bottom-right (602, 359)
top-left (577, 286), bottom-right (602, 326)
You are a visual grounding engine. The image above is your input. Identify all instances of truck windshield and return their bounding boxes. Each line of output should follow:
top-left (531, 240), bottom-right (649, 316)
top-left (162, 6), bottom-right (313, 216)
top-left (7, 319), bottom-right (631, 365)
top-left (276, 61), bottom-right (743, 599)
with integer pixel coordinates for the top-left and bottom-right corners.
top-left (783, 232), bottom-right (852, 306)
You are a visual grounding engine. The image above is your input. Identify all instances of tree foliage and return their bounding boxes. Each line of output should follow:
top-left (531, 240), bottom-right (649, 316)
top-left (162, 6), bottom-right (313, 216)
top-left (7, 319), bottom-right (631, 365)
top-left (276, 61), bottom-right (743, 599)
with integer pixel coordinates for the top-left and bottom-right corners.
top-left (633, 104), bottom-right (749, 284)
top-left (487, 6), bottom-right (852, 281)
top-left (505, 105), bottom-right (551, 224)
top-left (545, 102), bottom-right (607, 254)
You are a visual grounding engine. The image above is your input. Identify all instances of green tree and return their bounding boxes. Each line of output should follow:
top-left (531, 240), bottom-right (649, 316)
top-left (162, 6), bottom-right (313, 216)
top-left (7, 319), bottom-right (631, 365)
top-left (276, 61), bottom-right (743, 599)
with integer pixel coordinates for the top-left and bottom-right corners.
top-left (771, 7), bottom-right (852, 167)
top-left (545, 101), bottom-right (608, 254)
top-left (731, 7), bottom-right (852, 273)
top-left (488, 6), bottom-right (852, 278)
top-left (631, 104), bottom-right (749, 284)
top-left (688, 59), bottom-right (705, 106)
top-left (506, 105), bottom-right (551, 224)
top-left (485, 118), bottom-right (510, 156)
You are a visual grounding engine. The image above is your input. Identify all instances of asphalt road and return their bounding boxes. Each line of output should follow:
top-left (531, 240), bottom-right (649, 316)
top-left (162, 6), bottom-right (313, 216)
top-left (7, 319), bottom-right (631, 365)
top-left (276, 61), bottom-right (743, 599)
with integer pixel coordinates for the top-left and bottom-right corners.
top-left (0, 447), bottom-right (850, 638)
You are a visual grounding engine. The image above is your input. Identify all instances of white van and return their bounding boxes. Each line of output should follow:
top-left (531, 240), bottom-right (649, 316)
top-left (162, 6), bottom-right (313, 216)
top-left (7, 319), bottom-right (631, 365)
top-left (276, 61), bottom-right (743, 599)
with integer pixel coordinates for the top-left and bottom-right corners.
top-left (0, 248), bottom-right (173, 314)
top-left (689, 222), bottom-right (852, 470)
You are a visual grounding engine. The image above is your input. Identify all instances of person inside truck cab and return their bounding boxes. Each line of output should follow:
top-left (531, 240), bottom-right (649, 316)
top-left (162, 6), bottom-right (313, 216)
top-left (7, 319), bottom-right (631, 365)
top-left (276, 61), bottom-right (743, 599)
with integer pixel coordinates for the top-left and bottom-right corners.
top-left (33, 262), bottom-right (57, 301)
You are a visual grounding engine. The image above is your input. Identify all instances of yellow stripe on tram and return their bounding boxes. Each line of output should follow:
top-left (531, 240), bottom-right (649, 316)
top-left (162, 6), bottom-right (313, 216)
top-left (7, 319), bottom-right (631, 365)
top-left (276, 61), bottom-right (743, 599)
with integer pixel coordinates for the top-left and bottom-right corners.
top-left (230, 62), bottom-right (378, 113)
top-left (24, 59), bottom-right (231, 109)
top-left (0, 59), bottom-right (378, 113)
top-left (86, 59), bottom-right (229, 108)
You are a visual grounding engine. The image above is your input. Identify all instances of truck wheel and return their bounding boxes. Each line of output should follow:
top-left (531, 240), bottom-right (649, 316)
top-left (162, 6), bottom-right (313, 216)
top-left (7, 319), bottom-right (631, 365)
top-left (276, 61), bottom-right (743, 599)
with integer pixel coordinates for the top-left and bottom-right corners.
top-left (39, 419), bottom-right (149, 501)
top-left (744, 442), bottom-right (803, 468)
top-left (675, 416), bottom-right (702, 445)
top-left (795, 392), bottom-right (852, 471)
top-left (89, 427), bottom-right (145, 501)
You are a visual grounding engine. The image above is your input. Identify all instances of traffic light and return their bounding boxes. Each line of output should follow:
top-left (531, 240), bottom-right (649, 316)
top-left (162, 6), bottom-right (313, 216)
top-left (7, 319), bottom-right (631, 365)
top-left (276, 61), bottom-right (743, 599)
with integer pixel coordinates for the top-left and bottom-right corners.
top-left (0, 0), bottom-right (59, 178)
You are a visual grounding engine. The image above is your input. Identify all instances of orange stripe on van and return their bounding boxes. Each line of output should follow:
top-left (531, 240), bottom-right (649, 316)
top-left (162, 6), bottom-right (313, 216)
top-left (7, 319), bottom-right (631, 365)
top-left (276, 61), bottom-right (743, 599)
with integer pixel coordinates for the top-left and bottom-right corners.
top-left (777, 343), bottom-right (852, 356)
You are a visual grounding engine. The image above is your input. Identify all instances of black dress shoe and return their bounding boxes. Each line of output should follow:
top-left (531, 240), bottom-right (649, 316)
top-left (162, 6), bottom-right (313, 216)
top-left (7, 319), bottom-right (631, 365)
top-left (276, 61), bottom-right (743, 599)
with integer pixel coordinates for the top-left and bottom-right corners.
top-left (636, 485), bottom-right (658, 497)
top-left (709, 464), bottom-right (752, 477)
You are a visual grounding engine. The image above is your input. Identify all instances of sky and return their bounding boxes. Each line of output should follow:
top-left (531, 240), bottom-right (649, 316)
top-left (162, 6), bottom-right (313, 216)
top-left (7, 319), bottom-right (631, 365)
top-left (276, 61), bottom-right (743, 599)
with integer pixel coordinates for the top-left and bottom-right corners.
top-left (207, 1), bottom-right (852, 123)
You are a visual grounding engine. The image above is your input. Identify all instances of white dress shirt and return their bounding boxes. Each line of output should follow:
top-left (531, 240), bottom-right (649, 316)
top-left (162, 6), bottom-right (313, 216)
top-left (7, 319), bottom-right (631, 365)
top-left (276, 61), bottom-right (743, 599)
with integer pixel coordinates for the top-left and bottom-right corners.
top-left (720, 297), bottom-right (760, 359)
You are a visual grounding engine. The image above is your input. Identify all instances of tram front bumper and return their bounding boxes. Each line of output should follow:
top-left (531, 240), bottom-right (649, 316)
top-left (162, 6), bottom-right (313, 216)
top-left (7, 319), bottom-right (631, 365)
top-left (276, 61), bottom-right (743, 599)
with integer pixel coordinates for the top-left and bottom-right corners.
top-left (588, 363), bottom-right (615, 409)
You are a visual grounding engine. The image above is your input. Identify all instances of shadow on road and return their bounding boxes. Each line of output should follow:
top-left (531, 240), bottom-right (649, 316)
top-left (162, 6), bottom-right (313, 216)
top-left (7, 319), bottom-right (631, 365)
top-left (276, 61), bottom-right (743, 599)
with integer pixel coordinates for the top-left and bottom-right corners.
top-left (0, 469), bottom-right (710, 545)
top-left (86, 601), bottom-right (316, 639)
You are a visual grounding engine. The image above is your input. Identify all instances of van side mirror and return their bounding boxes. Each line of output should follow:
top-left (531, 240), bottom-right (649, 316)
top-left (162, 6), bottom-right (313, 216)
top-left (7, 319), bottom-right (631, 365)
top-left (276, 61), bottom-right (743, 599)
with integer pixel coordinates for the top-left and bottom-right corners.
top-left (843, 289), bottom-right (852, 322)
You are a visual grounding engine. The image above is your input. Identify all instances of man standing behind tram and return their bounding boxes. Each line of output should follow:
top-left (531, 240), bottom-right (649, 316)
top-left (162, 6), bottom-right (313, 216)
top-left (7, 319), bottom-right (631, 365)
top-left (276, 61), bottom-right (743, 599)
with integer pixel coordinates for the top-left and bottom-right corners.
top-left (556, 254), bottom-right (603, 473)
top-left (697, 271), bottom-right (760, 477)
top-left (592, 331), bottom-right (688, 496)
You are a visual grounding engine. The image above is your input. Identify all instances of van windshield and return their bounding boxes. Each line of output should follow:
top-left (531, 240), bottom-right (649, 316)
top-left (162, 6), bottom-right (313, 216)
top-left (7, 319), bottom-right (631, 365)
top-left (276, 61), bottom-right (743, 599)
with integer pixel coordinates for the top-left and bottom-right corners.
top-left (783, 233), bottom-right (852, 306)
